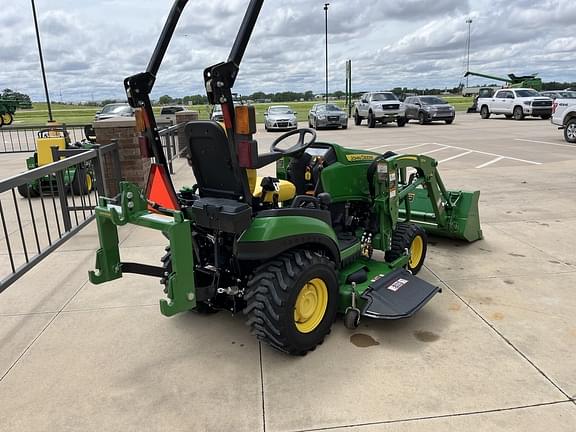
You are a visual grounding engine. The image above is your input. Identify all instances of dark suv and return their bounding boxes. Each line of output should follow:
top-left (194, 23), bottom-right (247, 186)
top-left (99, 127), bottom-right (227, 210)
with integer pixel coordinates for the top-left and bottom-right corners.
top-left (404, 96), bottom-right (455, 125)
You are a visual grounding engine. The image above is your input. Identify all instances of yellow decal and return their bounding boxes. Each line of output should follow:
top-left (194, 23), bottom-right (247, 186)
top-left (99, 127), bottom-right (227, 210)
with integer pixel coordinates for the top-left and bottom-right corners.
top-left (397, 156), bottom-right (418, 161)
top-left (346, 154), bottom-right (377, 162)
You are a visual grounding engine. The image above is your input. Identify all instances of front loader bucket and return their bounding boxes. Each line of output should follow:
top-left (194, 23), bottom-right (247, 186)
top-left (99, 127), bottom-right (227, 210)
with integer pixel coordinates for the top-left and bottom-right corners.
top-left (402, 189), bottom-right (483, 242)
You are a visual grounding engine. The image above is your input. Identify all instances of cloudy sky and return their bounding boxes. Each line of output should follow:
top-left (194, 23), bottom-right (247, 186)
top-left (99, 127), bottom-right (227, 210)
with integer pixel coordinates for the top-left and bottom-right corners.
top-left (1, 0), bottom-right (575, 102)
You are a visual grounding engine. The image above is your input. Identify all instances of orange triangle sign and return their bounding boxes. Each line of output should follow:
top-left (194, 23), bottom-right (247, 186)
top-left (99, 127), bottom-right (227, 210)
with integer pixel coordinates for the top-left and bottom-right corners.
top-left (145, 163), bottom-right (180, 211)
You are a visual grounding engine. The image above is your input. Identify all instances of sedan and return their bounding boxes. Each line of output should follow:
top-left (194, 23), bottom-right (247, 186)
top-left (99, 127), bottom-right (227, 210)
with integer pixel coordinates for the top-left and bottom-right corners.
top-left (404, 96), bottom-right (455, 125)
top-left (94, 103), bottom-right (134, 121)
top-left (264, 105), bottom-right (298, 131)
top-left (308, 104), bottom-right (348, 129)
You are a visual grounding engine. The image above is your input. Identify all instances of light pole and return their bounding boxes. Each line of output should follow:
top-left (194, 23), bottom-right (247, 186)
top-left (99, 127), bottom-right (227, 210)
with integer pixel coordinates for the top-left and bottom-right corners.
top-left (31, 0), bottom-right (53, 122)
top-left (465, 18), bottom-right (473, 88)
top-left (324, 3), bottom-right (329, 105)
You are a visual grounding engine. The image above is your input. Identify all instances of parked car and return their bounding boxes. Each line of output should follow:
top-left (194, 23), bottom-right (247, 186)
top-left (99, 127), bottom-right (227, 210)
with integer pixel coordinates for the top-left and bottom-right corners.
top-left (94, 103), bottom-right (134, 121)
top-left (541, 90), bottom-right (576, 100)
top-left (404, 96), bottom-right (455, 125)
top-left (477, 88), bottom-right (553, 120)
top-left (551, 97), bottom-right (576, 143)
top-left (353, 92), bottom-right (406, 127)
top-left (159, 105), bottom-right (190, 124)
top-left (308, 104), bottom-right (348, 129)
top-left (264, 105), bottom-right (297, 131)
top-left (210, 104), bottom-right (224, 122)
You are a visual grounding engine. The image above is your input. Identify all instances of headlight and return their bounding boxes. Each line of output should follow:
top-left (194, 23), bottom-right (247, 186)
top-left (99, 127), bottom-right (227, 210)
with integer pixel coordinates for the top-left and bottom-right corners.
top-left (424, 106), bottom-right (434, 111)
top-left (317, 114), bottom-right (326, 120)
top-left (523, 101), bottom-right (531, 106)
top-left (449, 105), bottom-right (455, 111)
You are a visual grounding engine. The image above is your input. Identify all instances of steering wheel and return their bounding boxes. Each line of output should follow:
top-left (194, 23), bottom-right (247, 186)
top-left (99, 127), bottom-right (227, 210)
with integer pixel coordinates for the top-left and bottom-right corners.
top-left (270, 128), bottom-right (317, 155)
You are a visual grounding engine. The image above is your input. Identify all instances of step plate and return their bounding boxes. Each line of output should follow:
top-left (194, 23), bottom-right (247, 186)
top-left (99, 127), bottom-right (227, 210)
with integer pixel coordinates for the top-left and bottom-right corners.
top-left (360, 268), bottom-right (441, 320)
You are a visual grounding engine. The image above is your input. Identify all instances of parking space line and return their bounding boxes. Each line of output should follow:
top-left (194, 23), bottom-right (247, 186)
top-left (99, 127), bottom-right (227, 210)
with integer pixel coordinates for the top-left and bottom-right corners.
top-left (365, 142), bottom-right (433, 151)
top-left (432, 142), bottom-right (541, 165)
top-left (392, 143), bottom-right (436, 152)
top-left (515, 138), bottom-right (576, 148)
top-left (421, 146), bottom-right (449, 155)
top-left (476, 157), bottom-right (503, 169)
top-left (438, 151), bottom-right (472, 163)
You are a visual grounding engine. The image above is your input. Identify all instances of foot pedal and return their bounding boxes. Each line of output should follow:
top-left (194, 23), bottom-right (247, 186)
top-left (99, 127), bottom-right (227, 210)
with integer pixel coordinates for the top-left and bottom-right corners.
top-left (361, 268), bottom-right (440, 320)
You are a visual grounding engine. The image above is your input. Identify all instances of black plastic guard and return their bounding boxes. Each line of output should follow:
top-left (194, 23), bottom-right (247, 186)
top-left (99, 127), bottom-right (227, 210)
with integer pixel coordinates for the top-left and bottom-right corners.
top-left (360, 268), bottom-right (441, 320)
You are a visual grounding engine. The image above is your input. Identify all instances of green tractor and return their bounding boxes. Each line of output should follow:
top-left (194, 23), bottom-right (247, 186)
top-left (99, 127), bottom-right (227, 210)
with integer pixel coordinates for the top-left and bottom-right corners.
top-left (89, 0), bottom-right (482, 355)
top-left (0, 98), bottom-right (18, 127)
top-left (18, 124), bottom-right (95, 198)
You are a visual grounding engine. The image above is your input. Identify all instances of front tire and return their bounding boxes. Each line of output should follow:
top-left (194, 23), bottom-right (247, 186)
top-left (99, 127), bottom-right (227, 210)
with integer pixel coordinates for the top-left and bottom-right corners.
top-left (71, 169), bottom-right (93, 195)
top-left (397, 117), bottom-right (407, 127)
top-left (564, 118), bottom-right (576, 143)
top-left (541, 114), bottom-right (551, 120)
top-left (244, 249), bottom-right (338, 355)
top-left (367, 111), bottom-right (376, 128)
top-left (513, 106), bottom-right (524, 120)
top-left (480, 105), bottom-right (490, 119)
top-left (445, 118), bottom-right (454, 124)
top-left (354, 110), bottom-right (362, 125)
top-left (418, 112), bottom-right (426, 125)
top-left (2, 113), bottom-right (13, 126)
top-left (385, 222), bottom-right (428, 275)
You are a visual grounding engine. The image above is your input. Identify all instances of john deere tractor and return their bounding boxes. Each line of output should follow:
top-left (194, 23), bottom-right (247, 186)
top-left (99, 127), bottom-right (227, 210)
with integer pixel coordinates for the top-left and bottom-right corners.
top-left (0, 98), bottom-right (18, 127)
top-left (89, 0), bottom-right (482, 355)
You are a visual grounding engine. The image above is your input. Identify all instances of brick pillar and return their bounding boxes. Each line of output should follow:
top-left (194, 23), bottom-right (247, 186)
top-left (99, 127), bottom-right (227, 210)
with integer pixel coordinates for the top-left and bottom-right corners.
top-left (175, 111), bottom-right (199, 158)
top-left (94, 117), bottom-right (151, 196)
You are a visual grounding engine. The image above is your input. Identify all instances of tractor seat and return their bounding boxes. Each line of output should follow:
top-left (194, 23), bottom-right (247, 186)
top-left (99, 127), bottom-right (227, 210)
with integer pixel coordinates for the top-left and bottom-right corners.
top-left (251, 176), bottom-right (296, 203)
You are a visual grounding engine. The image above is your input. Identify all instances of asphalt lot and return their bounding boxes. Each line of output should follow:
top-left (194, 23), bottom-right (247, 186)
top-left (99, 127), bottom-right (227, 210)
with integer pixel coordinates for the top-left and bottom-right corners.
top-left (1, 113), bottom-right (576, 431)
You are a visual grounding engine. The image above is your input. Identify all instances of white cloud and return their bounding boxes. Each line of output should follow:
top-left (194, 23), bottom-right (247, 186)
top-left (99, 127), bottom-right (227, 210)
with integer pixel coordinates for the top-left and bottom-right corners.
top-left (0, 0), bottom-right (575, 102)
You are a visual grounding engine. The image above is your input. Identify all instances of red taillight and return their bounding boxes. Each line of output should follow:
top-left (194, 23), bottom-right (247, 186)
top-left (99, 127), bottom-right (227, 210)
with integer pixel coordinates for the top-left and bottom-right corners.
top-left (238, 140), bottom-right (253, 168)
top-left (145, 163), bottom-right (180, 211)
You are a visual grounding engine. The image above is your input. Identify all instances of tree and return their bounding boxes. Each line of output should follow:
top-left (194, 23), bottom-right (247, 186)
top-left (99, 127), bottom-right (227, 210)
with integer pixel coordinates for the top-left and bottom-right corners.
top-left (158, 94), bottom-right (174, 105)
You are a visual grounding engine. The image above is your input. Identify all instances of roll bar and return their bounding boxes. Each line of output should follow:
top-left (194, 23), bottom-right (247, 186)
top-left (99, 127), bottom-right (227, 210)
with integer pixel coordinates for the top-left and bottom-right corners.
top-left (123, 0), bottom-right (264, 188)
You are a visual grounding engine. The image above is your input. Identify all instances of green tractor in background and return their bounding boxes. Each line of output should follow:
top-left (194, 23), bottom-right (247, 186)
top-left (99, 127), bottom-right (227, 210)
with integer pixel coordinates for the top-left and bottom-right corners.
top-left (17, 124), bottom-right (95, 198)
top-left (89, 0), bottom-right (482, 355)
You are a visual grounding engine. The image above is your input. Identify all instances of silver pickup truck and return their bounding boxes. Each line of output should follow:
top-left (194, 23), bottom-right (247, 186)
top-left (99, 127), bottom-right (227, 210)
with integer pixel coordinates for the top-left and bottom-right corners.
top-left (550, 91), bottom-right (576, 143)
top-left (353, 92), bottom-right (406, 128)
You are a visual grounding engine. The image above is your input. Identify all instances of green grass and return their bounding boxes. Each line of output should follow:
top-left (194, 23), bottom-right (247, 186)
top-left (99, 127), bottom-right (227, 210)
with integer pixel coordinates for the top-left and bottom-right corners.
top-left (11, 97), bottom-right (475, 126)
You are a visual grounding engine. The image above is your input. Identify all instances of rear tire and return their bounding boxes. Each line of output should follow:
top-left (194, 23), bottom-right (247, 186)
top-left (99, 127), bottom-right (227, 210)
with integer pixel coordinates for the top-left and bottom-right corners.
top-left (445, 118), bottom-right (454, 124)
top-left (244, 249), bottom-right (338, 355)
top-left (480, 105), bottom-right (490, 119)
top-left (397, 117), bottom-right (407, 127)
top-left (354, 111), bottom-right (362, 125)
top-left (564, 118), bottom-right (576, 143)
top-left (385, 222), bottom-right (428, 275)
top-left (513, 106), bottom-right (524, 120)
top-left (540, 114), bottom-right (551, 120)
top-left (367, 111), bottom-right (376, 128)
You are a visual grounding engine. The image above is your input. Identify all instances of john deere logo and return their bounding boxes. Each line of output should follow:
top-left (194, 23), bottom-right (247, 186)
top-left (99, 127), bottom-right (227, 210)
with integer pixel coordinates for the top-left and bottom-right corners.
top-left (346, 154), bottom-right (376, 162)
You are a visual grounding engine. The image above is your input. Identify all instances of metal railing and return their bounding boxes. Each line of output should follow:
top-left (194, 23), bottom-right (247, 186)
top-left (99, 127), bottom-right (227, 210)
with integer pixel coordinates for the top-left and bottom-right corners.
top-left (159, 123), bottom-right (187, 174)
top-left (0, 124), bottom-right (90, 153)
top-left (0, 142), bottom-right (121, 292)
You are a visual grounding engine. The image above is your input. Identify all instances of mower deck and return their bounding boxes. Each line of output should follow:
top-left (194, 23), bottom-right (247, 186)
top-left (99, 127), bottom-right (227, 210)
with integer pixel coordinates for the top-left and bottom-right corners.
top-left (361, 268), bottom-right (441, 319)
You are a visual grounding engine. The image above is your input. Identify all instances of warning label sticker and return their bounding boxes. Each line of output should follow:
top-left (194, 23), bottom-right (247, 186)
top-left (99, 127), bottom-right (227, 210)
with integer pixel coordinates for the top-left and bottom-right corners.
top-left (387, 278), bottom-right (408, 292)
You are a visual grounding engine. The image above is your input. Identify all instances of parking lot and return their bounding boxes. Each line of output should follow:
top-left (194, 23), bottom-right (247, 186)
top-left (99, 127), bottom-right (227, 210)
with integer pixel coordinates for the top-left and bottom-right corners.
top-left (1, 113), bottom-right (576, 431)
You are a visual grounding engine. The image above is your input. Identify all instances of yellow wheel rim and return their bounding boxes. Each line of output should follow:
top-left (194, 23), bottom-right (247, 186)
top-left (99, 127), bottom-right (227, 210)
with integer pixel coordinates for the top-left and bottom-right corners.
top-left (409, 235), bottom-right (424, 268)
top-left (85, 174), bottom-right (93, 191)
top-left (294, 278), bottom-right (328, 333)
top-left (1, 113), bottom-right (10, 124)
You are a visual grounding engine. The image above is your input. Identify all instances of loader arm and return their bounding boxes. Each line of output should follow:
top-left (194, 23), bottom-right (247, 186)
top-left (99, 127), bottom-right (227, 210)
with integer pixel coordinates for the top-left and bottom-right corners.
top-left (374, 154), bottom-right (482, 243)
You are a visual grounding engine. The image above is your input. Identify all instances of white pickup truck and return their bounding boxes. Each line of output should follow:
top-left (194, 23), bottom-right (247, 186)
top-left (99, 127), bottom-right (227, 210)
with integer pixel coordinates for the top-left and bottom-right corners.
top-left (551, 94), bottom-right (576, 143)
top-left (478, 88), bottom-right (553, 120)
top-left (353, 92), bottom-right (406, 128)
